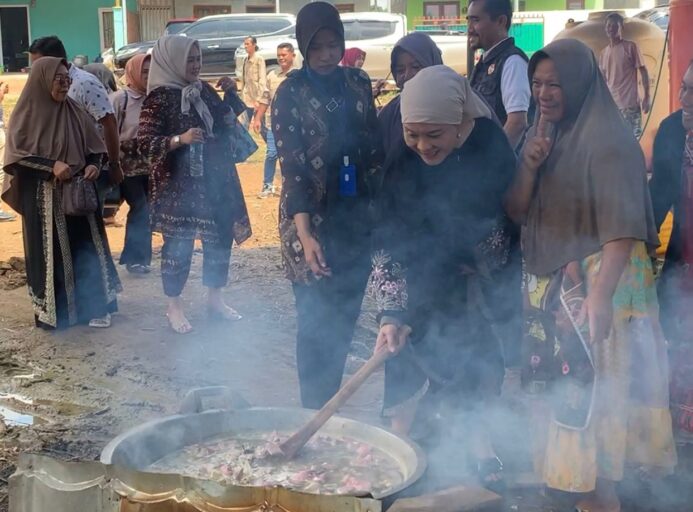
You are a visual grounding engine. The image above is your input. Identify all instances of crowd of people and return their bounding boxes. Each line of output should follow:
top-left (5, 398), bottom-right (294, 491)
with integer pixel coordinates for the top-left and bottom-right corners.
top-left (0, 0), bottom-right (692, 510)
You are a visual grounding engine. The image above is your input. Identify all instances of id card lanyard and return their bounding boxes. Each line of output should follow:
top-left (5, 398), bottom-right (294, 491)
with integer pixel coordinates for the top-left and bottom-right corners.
top-left (306, 67), bottom-right (357, 197)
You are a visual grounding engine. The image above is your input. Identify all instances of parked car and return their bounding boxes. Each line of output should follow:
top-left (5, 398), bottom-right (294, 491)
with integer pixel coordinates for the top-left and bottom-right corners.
top-left (114, 18), bottom-right (197, 68)
top-left (180, 13), bottom-right (296, 77)
top-left (234, 12), bottom-right (469, 80)
top-left (633, 5), bottom-right (669, 30)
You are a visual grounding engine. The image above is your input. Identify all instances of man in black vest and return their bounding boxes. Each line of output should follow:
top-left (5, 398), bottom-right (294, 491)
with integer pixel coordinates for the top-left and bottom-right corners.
top-left (468, 0), bottom-right (531, 149)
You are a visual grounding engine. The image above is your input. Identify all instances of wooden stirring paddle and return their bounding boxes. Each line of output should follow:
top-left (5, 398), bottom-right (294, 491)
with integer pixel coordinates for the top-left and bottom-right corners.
top-left (279, 347), bottom-right (392, 459)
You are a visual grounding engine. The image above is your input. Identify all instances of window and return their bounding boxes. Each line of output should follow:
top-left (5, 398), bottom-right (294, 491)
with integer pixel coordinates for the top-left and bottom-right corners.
top-left (566, 0), bottom-right (584, 8)
top-left (424, 1), bottom-right (460, 19)
top-left (184, 19), bottom-right (228, 38)
top-left (246, 6), bottom-right (275, 13)
top-left (193, 5), bottom-right (231, 18)
top-left (335, 4), bottom-right (355, 12)
top-left (218, 17), bottom-right (293, 38)
top-left (164, 22), bottom-right (194, 35)
top-left (342, 20), bottom-right (396, 40)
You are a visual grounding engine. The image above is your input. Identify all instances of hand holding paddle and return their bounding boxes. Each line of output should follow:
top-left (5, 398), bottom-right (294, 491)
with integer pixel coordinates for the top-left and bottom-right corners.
top-left (279, 347), bottom-right (392, 460)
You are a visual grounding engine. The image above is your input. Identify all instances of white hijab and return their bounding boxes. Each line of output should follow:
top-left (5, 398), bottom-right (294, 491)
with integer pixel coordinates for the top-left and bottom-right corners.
top-left (147, 35), bottom-right (214, 134)
top-left (400, 65), bottom-right (492, 125)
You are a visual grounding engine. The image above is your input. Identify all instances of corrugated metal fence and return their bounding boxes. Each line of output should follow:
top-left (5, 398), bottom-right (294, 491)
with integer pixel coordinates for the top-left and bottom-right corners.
top-left (139, 0), bottom-right (173, 41)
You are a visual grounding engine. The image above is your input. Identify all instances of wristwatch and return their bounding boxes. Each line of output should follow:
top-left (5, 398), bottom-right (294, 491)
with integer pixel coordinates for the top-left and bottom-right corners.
top-left (172, 135), bottom-right (181, 146)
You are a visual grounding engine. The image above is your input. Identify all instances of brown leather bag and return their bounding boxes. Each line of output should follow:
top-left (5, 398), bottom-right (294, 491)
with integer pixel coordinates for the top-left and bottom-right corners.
top-left (61, 175), bottom-right (98, 216)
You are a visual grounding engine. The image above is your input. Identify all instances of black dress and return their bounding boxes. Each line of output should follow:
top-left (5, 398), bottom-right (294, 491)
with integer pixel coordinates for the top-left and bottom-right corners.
top-left (369, 117), bottom-right (521, 418)
top-left (6, 156), bottom-right (121, 329)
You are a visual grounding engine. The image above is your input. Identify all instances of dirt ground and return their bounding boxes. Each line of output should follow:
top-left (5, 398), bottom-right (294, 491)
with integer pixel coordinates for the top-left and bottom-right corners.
top-left (0, 158), bottom-right (384, 511)
top-left (0, 75), bottom-right (689, 512)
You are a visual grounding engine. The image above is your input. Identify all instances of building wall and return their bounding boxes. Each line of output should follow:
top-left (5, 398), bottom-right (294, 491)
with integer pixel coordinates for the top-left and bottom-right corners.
top-left (172, 0), bottom-right (371, 16)
top-left (0, 0), bottom-right (115, 60)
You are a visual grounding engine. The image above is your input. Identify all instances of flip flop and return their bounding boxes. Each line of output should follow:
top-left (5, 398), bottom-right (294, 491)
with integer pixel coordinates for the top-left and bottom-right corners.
top-left (476, 456), bottom-right (505, 495)
top-left (89, 313), bottom-right (112, 328)
top-left (167, 312), bottom-right (193, 334)
top-left (126, 263), bottom-right (151, 275)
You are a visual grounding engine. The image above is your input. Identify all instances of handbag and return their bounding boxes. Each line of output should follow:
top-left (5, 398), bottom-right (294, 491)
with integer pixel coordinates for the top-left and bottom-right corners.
top-left (228, 117), bottom-right (258, 164)
top-left (61, 174), bottom-right (98, 216)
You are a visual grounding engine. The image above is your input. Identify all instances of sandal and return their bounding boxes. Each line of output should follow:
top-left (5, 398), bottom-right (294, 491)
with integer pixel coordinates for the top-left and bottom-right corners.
top-left (476, 456), bottom-right (505, 495)
top-left (126, 263), bottom-right (151, 275)
top-left (167, 312), bottom-right (193, 334)
top-left (208, 305), bottom-right (243, 321)
top-left (89, 313), bottom-right (112, 328)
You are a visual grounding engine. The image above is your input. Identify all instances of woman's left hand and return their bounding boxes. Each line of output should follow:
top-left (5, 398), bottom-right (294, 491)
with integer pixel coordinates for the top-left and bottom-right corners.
top-left (577, 288), bottom-right (613, 344)
top-left (84, 165), bottom-right (100, 181)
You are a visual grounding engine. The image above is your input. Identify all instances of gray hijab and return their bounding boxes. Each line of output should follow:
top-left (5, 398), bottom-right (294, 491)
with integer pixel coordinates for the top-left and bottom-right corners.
top-left (400, 65), bottom-right (492, 125)
top-left (147, 35), bottom-right (214, 134)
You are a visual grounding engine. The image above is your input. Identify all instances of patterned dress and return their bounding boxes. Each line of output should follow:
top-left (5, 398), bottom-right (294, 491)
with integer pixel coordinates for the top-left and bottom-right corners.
top-left (525, 243), bottom-right (677, 491)
top-left (273, 67), bottom-right (382, 284)
top-left (7, 156), bottom-right (121, 329)
top-left (138, 83), bottom-right (251, 246)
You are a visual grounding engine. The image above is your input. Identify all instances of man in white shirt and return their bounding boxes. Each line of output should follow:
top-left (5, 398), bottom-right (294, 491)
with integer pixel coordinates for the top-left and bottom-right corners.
top-left (252, 42), bottom-right (295, 198)
top-left (467, 0), bottom-right (531, 149)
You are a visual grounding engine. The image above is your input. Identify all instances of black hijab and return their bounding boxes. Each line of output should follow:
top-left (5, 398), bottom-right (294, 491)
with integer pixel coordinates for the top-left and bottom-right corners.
top-left (378, 34), bottom-right (443, 160)
top-left (295, 2), bottom-right (345, 62)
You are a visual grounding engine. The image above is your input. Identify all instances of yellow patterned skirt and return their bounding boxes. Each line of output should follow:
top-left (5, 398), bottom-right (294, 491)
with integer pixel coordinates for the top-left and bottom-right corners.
top-left (525, 242), bottom-right (677, 492)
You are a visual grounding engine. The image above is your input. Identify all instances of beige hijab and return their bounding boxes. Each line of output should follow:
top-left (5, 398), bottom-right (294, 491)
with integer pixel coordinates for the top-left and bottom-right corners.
top-left (522, 39), bottom-right (659, 275)
top-left (2, 57), bottom-right (106, 213)
top-left (400, 65), bottom-right (492, 125)
top-left (147, 35), bottom-right (214, 134)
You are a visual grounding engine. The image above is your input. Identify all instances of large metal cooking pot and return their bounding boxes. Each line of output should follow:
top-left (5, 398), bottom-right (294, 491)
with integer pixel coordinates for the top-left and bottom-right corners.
top-left (100, 389), bottom-right (426, 501)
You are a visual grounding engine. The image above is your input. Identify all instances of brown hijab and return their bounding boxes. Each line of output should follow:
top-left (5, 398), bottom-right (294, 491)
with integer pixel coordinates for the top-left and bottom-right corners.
top-left (124, 53), bottom-right (150, 94)
top-left (522, 39), bottom-right (659, 275)
top-left (1, 57), bottom-right (106, 214)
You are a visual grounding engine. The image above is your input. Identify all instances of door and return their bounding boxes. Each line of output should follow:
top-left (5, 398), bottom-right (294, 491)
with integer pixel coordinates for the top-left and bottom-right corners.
top-left (424, 1), bottom-right (461, 21)
top-left (0, 7), bottom-right (29, 72)
top-left (99, 8), bottom-right (115, 52)
top-left (140, 3), bottom-right (173, 41)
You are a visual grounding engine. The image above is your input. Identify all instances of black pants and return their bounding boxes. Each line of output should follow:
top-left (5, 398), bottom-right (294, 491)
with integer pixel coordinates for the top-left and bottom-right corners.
top-left (119, 175), bottom-right (152, 267)
top-left (161, 236), bottom-right (231, 297)
top-left (292, 256), bottom-right (370, 409)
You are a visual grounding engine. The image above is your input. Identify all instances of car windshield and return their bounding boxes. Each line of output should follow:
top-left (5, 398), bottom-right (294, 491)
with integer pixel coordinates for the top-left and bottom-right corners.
top-left (165, 22), bottom-right (193, 35)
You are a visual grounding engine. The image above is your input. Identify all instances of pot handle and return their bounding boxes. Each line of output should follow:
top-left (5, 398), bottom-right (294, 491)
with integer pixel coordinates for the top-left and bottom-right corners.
top-left (179, 386), bottom-right (251, 414)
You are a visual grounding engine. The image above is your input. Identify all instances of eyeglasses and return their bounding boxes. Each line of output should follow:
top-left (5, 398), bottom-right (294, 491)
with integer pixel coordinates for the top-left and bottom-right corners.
top-left (53, 75), bottom-right (72, 86)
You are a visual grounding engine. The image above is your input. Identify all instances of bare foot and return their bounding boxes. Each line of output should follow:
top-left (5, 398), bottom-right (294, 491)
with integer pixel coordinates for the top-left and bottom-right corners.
top-left (167, 301), bottom-right (192, 334)
top-left (207, 289), bottom-right (242, 320)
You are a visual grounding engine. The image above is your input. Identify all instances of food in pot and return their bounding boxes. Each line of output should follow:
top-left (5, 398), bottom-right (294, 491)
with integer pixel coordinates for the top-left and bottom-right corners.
top-left (148, 431), bottom-right (404, 495)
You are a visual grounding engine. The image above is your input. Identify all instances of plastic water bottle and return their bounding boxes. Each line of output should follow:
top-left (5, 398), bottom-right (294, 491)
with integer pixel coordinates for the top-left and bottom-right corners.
top-left (189, 143), bottom-right (204, 177)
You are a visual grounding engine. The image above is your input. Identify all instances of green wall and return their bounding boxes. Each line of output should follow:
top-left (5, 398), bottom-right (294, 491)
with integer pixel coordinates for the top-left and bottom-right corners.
top-left (406, 0), bottom-right (604, 28)
top-left (407, 0), bottom-right (468, 30)
top-left (523, 0), bottom-right (600, 9)
top-left (0, 0), bottom-right (114, 61)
